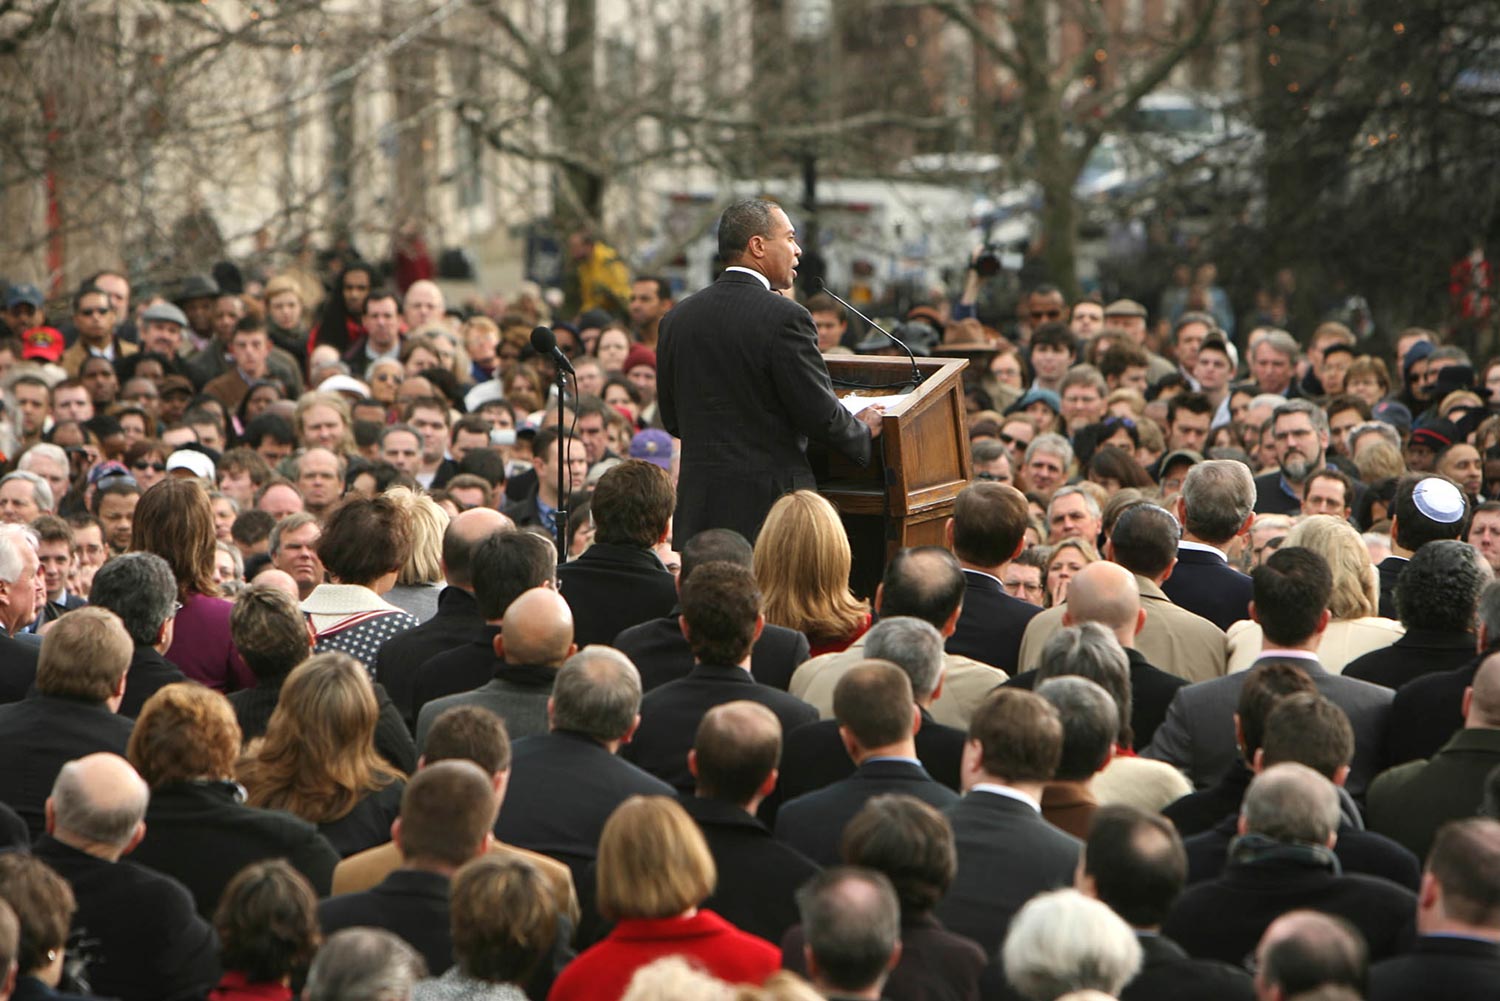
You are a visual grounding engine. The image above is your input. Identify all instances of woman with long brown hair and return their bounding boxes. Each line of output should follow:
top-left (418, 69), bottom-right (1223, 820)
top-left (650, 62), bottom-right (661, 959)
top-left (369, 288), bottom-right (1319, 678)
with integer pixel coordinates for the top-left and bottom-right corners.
top-left (131, 476), bottom-right (253, 692)
top-left (753, 490), bottom-right (870, 656)
top-left (238, 652), bottom-right (406, 857)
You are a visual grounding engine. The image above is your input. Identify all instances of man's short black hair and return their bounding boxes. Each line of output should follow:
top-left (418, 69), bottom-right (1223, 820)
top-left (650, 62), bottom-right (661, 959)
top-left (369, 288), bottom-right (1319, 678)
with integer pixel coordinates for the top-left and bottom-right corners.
top-left (680, 528), bottom-right (753, 585)
top-left (1085, 805), bottom-right (1187, 928)
top-left (1029, 321), bottom-right (1078, 356)
top-left (1397, 539), bottom-right (1487, 633)
top-left (1252, 547), bottom-right (1334, 648)
top-left (1166, 391), bottom-right (1213, 425)
top-left (878, 547), bottom-right (964, 626)
top-left (1237, 660), bottom-right (1317, 761)
top-left (718, 199), bottom-right (779, 261)
top-left (1108, 504), bottom-right (1181, 578)
top-left (633, 276), bottom-right (672, 301)
top-left (244, 412), bottom-right (296, 448)
top-left (681, 562), bottom-right (761, 666)
top-left (471, 532), bottom-right (557, 620)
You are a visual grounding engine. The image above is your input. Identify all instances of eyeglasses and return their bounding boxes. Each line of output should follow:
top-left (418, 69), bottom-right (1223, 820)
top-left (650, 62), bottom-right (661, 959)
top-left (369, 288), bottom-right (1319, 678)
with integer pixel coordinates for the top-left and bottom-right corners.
top-left (169, 602), bottom-right (183, 618)
top-left (1000, 433), bottom-right (1029, 447)
top-left (133, 461), bottom-right (167, 472)
top-left (79, 307), bottom-right (112, 317)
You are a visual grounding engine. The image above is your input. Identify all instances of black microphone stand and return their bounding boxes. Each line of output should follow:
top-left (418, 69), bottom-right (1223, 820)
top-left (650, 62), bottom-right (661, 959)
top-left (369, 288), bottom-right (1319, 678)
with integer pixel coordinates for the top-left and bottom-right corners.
top-left (816, 281), bottom-right (923, 389)
top-left (553, 367), bottom-right (571, 559)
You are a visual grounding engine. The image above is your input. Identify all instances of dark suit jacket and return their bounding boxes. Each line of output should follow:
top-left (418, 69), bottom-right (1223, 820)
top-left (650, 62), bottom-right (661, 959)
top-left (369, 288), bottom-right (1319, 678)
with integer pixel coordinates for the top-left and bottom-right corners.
top-left (658, 269), bottom-right (872, 546)
top-left (0, 629), bottom-right (40, 704)
top-left (1162, 758), bottom-right (1252, 837)
top-left (1377, 555), bottom-right (1408, 620)
top-left (0, 800), bottom-right (27, 852)
top-left (1161, 546), bottom-right (1253, 631)
top-left (782, 912), bottom-right (986, 1001)
top-left (117, 645), bottom-right (188, 719)
top-left (1184, 811), bottom-right (1421, 890)
top-left (613, 608), bottom-right (810, 692)
top-left (774, 759), bottom-right (958, 867)
top-left (0, 695), bottom-right (134, 840)
top-left (408, 625), bottom-right (502, 724)
top-left (1369, 934), bottom-right (1500, 1001)
top-left (34, 836), bottom-right (219, 1001)
top-left (1162, 855), bottom-right (1416, 965)
top-left (1006, 646), bottom-right (1186, 750)
top-left (935, 790), bottom-right (1082, 957)
top-left (1366, 727), bottom-right (1500, 860)
top-left (625, 663), bottom-right (818, 793)
top-left (318, 782), bottom-right (405, 859)
top-left (1344, 628), bottom-right (1477, 689)
top-left (1386, 656), bottom-right (1479, 766)
top-left (1142, 655), bottom-right (1392, 795)
top-left (1252, 471), bottom-right (1303, 515)
top-left (373, 586), bottom-right (483, 725)
top-left (495, 730), bottom-right (675, 886)
top-left (318, 869), bottom-right (452, 975)
top-left (129, 780), bottom-right (341, 919)
top-left (946, 570), bottom-right (1039, 674)
top-left (555, 542), bottom-right (678, 648)
top-left (1120, 933), bottom-right (1256, 1001)
top-left (778, 708), bottom-right (965, 800)
top-left (228, 676), bottom-right (417, 774)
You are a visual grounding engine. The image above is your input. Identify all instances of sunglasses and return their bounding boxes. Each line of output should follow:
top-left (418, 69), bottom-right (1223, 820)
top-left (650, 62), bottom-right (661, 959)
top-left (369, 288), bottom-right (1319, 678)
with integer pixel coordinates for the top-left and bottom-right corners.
top-left (133, 461), bottom-right (167, 472)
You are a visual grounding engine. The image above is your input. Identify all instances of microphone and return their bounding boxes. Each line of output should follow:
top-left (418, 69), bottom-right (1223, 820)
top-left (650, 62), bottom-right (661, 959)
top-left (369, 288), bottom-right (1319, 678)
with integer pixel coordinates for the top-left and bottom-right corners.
top-left (815, 281), bottom-right (922, 388)
top-left (530, 325), bottom-right (575, 375)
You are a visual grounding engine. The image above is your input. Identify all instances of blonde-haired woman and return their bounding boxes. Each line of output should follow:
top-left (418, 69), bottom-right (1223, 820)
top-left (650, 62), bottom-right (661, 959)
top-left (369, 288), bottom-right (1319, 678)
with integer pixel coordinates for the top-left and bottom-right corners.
top-left (1225, 514), bottom-right (1403, 673)
top-left (239, 652), bottom-right (406, 857)
top-left (382, 487), bottom-right (451, 622)
top-left (548, 797), bottom-right (780, 1001)
top-left (1044, 538), bottom-right (1099, 608)
top-left (753, 490), bottom-right (870, 656)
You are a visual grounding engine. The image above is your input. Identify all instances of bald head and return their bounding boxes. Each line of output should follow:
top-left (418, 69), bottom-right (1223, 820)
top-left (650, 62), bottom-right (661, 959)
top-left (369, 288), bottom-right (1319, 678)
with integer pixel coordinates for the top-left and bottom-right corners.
top-left (692, 700), bottom-right (782, 805)
top-left (1467, 651), bottom-right (1500, 729)
top-left (48, 753), bottom-right (150, 855)
top-left (1255, 910), bottom-right (1367, 998)
top-left (1241, 762), bottom-right (1340, 845)
top-left (1062, 561), bottom-right (1142, 639)
top-left (500, 587), bottom-right (574, 667)
top-left (249, 567), bottom-right (301, 600)
top-left (442, 506), bottom-right (512, 589)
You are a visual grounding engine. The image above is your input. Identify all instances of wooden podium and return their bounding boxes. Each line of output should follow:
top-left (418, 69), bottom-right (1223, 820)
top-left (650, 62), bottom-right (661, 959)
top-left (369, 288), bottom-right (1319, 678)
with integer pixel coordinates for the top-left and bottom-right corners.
top-left (809, 355), bottom-right (972, 599)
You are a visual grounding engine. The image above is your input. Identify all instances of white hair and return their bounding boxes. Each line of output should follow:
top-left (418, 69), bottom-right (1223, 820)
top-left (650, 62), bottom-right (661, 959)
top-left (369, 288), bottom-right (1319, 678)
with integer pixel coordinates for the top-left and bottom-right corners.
top-left (17, 443), bottom-right (67, 476)
top-left (1002, 889), bottom-right (1143, 1001)
top-left (0, 524), bottom-right (38, 583)
top-left (1026, 433), bottom-right (1075, 468)
top-left (0, 470), bottom-right (53, 512)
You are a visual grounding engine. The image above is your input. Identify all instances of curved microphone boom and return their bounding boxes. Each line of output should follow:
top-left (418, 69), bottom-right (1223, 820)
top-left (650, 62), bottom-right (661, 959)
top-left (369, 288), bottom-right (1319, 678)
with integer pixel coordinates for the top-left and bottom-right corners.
top-left (815, 281), bottom-right (922, 388)
top-left (530, 325), bottom-right (576, 375)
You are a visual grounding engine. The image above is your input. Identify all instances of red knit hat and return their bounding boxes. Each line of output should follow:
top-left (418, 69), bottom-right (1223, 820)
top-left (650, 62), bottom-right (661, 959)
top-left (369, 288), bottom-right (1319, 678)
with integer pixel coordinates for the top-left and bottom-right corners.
top-left (623, 344), bottom-right (656, 373)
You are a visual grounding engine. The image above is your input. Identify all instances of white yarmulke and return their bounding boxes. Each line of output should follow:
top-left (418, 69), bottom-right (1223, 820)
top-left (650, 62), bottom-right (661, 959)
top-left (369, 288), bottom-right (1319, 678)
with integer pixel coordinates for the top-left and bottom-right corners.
top-left (1412, 477), bottom-right (1466, 524)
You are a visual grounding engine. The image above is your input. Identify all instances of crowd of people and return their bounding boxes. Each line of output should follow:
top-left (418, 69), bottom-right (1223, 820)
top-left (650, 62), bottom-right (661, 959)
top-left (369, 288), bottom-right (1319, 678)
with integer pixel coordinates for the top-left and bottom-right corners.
top-left (0, 218), bottom-right (1498, 1001)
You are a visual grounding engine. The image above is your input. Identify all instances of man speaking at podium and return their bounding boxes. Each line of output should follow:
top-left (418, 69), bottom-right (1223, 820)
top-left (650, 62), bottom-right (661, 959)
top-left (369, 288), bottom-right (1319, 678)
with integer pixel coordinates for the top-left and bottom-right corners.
top-left (659, 198), bottom-right (885, 546)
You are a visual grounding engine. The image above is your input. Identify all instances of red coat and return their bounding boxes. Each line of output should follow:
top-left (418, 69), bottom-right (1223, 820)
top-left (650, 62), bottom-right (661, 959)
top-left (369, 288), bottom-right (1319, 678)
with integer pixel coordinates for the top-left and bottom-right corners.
top-left (547, 909), bottom-right (779, 1001)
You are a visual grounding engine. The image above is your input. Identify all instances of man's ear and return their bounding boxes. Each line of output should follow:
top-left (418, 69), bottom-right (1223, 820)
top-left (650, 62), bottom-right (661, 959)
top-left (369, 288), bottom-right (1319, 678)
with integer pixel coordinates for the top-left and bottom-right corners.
top-left (873, 582), bottom-right (885, 616)
top-left (493, 633), bottom-right (506, 659)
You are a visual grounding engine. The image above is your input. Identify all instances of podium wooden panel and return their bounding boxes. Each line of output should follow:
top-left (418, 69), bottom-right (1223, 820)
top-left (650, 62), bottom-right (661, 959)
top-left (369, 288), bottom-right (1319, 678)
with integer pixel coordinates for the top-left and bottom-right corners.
top-left (809, 356), bottom-right (972, 599)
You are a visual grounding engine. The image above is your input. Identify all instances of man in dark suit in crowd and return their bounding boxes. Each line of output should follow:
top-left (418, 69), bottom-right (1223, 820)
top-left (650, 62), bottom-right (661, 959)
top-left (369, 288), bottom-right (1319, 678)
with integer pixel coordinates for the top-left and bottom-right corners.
top-left (319, 761), bottom-right (497, 976)
top-left (33, 753), bottom-right (219, 1001)
top-left (1346, 539), bottom-right (1487, 689)
top-left (613, 528), bottom-right (809, 692)
top-left (555, 460), bottom-right (678, 647)
top-left (415, 587), bottom-right (575, 748)
top-left (657, 198), bottom-right (882, 546)
top-left (625, 562), bottom-right (816, 793)
top-left (375, 507), bottom-right (511, 725)
top-left (775, 662), bottom-right (957, 866)
top-left (1368, 649), bottom-right (1500, 861)
top-left (943, 481), bottom-right (1040, 674)
top-left (1162, 763), bottom-right (1416, 965)
top-left (1184, 693), bottom-right (1419, 890)
top-left (1369, 818), bottom-right (1500, 1001)
top-left (935, 687), bottom-right (1081, 957)
top-left (409, 530), bottom-right (557, 722)
top-left (1385, 579), bottom-right (1500, 767)
top-left (1165, 459), bottom-right (1256, 631)
top-left (1252, 910), bottom-right (1370, 1001)
top-left (1008, 561), bottom-right (1185, 749)
top-left (494, 647), bottom-right (673, 886)
top-left (780, 617), bottom-right (966, 798)
top-left (0, 523), bottom-right (41, 705)
top-left (1376, 473), bottom-right (1469, 619)
top-left (0, 608), bottom-right (136, 840)
top-left (1143, 547), bottom-right (1393, 796)
top-left (85, 553), bottom-right (186, 719)
top-left (1079, 805), bottom-right (1254, 1001)
top-left (1163, 662), bottom-right (1315, 837)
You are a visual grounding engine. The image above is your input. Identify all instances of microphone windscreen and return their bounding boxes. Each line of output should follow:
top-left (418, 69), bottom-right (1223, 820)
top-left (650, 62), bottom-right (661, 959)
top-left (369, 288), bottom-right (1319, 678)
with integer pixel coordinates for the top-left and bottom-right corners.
top-left (530, 325), bottom-right (556, 354)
